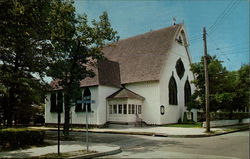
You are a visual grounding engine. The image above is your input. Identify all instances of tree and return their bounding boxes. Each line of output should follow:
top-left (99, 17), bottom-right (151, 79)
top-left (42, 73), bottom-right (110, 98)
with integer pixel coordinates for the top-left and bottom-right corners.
top-left (47, 0), bottom-right (119, 137)
top-left (0, 0), bottom-right (52, 126)
top-left (233, 65), bottom-right (250, 112)
top-left (189, 55), bottom-right (230, 112)
top-left (189, 56), bottom-right (250, 117)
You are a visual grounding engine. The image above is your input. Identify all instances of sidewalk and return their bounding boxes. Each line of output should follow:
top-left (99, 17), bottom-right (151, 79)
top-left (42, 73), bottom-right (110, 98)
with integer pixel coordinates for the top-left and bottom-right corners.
top-left (29, 124), bottom-right (249, 138)
top-left (0, 141), bottom-right (121, 158)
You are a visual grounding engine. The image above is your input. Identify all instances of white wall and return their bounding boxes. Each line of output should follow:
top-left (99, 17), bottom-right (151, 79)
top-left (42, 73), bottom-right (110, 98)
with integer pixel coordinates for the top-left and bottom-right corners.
top-left (97, 85), bottom-right (120, 125)
top-left (45, 87), bottom-right (98, 125)
top-left (125, 81), bottom-right (161, 125)
top-left (45, 86), bottom-right (119, 126)
top-left (159, 27), bottom-right (195, 124)
top-left (45, 93), bottom-right (58, 124)
top-left (70, 87), bottom-right (98, 125)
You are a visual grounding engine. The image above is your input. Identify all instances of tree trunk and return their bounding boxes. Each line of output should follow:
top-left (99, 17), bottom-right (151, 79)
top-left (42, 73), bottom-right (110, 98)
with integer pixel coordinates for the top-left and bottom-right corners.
top-left (6, 89), bottom-right (14, 127)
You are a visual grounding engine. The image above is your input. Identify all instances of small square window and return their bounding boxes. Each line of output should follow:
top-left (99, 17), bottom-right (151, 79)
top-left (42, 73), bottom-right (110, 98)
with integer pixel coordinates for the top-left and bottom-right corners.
top-left (128, 104), bottom-right (132, 114)
top-left (123, 104), bottom-right (127, 114)
top-left (132, 104), bottom-right (135, 114)
top-left (118, 104), bottom-right (122, 114)
top-left (113, 104), bottom-right (117, 114)
top-left (138, 105), bottom-right (142, 114)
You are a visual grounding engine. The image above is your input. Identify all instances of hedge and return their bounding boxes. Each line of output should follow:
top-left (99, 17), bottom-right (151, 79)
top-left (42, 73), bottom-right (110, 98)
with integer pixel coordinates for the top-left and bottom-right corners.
top-left (0, 128), bottom-right (45, 148)
top-left (197, 112), bottom-right (249, 122)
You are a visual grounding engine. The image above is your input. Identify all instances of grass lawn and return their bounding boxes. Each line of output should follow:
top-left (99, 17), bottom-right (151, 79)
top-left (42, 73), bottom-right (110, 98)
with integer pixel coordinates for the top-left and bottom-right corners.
top-left (164, 122), bottom-right (203, 128)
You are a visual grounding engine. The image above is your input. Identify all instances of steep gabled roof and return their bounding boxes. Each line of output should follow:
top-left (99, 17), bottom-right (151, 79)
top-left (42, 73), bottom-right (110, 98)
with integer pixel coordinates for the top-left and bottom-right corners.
top-left (51, 24), bottom-right (184, 89)
top-left (107, 88), bottom-right (145, 100)
top-left (102, 24), bottom-right (183, 84)
top-left (80, 60), bottom-right (121, 88)
top-left (50, 60), bottom-right (121, 90)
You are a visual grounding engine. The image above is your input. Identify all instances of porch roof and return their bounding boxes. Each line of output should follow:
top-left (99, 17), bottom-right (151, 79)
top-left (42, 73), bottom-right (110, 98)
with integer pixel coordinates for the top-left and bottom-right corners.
top-left (107, 88), bottom-right (145, 101)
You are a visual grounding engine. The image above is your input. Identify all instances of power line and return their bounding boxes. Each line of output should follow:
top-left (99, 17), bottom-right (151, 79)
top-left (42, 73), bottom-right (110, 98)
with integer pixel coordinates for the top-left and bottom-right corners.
top-left (207, 33), bottom-right (249, 55)
top-left (207, 0), bottom-right (235, 32)
top-left (208, 42), bottom-right (249, 51)
top-left (208, 0), bottom-right (241, 35)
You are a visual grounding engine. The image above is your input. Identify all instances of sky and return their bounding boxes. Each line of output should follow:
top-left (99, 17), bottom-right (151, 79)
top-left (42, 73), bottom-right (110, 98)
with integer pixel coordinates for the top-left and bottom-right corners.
top-left (74, 0), bottom-right (249, 71)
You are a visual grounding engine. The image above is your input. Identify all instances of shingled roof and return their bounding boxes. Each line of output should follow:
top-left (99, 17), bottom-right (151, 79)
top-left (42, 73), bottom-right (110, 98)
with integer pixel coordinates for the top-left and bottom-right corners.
top-left (80, 60), bottom-right (121, 88)
top-left (50, 60), bottom-right (121, 89)
top-left (51, 24), bottom-right (183, 89)
top-left (107, 88), bottom-right (145, 100)
top-left (102, 24), bottom-right (183, 84)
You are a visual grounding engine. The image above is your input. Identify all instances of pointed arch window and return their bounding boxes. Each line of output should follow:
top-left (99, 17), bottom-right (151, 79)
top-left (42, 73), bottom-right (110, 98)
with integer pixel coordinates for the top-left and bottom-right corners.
top-left (83, 88), bottom-right (91, 112)
top-left (50, 92), bottom-right (57, 112)
top-left (50, 91), bottom-right (63, 113)
top-left (75, 90), bottom-right (83, 112)
top-left (169, 76), bottom-right (178, 105)
top-left (184, 80), bottom-right (191, 106)
top-left (57, 91), bottom-right (63, 113)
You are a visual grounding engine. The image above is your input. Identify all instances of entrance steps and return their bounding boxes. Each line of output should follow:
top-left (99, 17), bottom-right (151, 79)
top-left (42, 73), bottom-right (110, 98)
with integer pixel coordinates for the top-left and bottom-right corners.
top-left (107, 121), bottom-right (146, 128)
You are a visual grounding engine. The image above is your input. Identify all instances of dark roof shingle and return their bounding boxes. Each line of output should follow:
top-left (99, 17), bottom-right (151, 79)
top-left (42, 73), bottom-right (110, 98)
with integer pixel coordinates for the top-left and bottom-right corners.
top-left (102, 24), bottom-right (182, 84)
top-left (107, 88), bottom-right (145, 100)
top-left (80, 60), bottom-right (121, 88)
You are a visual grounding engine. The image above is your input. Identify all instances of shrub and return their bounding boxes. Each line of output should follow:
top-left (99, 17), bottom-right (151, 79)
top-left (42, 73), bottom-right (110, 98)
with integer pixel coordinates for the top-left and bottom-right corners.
top-left (0, 128), bottom-right (45, 148)
top-left (197, 112), bottom-right (249, 122)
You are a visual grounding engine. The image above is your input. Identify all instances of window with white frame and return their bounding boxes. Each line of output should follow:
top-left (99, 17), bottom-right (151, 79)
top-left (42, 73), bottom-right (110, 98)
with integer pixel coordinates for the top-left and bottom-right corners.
top-left (138, 105), bottom-right (142, 114)
top-left (113, 104), bottom-right (117, 114)
top-left (128, 104), bottom-right (132, 114)
top-left (118, 104), bottom-right (122, 114)
top-left (123, 104), bottom-right (127, 114)
top-left (132, 104), bottom-right (135, 114)
top-left (109, 105), bottom-right (112, 114)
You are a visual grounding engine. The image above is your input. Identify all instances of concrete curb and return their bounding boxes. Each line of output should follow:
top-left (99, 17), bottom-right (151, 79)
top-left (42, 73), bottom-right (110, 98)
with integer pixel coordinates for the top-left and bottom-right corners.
top-left (81, 127), bottom-right (249, 138)
top-left (167, 127), bottom-right (249, 138)
top-left (32, 126), bottom-right (249, 138)
top-left (68, 147), bottom-right (122, 159)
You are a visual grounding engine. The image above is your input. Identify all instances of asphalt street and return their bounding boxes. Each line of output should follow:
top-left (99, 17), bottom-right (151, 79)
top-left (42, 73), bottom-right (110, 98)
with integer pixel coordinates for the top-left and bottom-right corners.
top-left (45, 130), bottom-right (249, 159)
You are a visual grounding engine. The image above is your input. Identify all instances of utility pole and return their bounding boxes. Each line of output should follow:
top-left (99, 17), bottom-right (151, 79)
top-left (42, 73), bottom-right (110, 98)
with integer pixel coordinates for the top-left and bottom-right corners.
top-left (203, 27), bottom-right (210, 132)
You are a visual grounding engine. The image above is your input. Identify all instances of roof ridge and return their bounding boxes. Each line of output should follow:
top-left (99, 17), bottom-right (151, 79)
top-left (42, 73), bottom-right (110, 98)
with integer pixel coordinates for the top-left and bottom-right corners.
top-left (116, 23), bottom-right (183, 43)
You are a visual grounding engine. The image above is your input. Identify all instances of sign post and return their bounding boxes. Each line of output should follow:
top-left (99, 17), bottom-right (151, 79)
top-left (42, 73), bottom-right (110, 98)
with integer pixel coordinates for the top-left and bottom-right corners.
top-left (57, 112), bottom-right (61, 155)
top-left (77, 97), bottom-right (95, 152)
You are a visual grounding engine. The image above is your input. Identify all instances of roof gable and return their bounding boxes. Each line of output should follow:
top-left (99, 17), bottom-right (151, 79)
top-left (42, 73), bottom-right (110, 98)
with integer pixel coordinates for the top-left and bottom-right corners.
top-left (107, 88), bottom-right (145, 100)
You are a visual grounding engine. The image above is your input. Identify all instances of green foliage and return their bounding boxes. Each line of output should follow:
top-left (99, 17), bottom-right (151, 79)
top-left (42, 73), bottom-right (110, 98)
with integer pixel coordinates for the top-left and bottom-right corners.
top-left (0, 128), bottom-right (45, 148)
top-left (197, 112), bottom-right (249, 121)
top-left (0, 0), bottom-right (52, 126)
top-left (182, 112), bottom-right (188, 123)
top-left (189, 55), bottom-right (249, 113)
top-left (165, 122), bottom-right (202, 128)
top-left (46, 0), bottom-right (119, 136)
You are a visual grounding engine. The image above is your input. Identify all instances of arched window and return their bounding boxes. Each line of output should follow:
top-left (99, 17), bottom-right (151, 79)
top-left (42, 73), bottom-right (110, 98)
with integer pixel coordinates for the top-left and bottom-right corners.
top-left (75, 90), bottom-right (83, 112)
top-left (83, 88), bottom-right (91, 112)
top-left (57, 91), bottom-right (63, 113)
top-left (50, 92), bottom-right (57, 112)
top-left (184, 80), bottom-right (191, 106)
top-left (169, 76), bottom-right (178, 105)
top-left (175, 58), bottom-right (185, 79)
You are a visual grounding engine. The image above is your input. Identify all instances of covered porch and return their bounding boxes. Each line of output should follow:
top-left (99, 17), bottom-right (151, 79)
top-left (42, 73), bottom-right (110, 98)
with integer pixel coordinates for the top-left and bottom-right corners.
top-left (106, 88), bottom-right (145, 124)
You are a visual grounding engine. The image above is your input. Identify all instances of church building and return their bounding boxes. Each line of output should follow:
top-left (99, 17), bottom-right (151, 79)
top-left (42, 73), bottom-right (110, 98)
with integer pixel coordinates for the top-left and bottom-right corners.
top-left (45, 23), bottom-right (196, 126)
